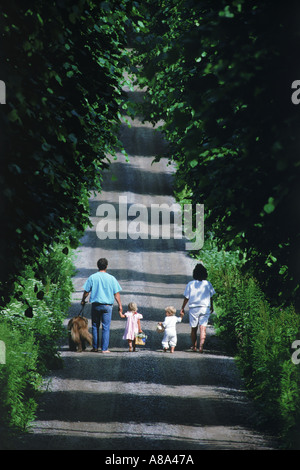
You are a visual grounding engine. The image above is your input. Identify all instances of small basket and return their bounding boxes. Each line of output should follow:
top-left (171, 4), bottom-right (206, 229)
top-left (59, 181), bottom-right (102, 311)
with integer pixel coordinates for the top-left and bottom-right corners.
top-left (135, 332), bottom-right (147, 345)
top-left (156, 323), bottom-right (165, 333)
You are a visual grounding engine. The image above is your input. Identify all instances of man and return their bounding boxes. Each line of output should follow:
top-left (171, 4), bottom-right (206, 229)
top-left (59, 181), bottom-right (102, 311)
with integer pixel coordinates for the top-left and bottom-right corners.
top-left (81, 258), bottom-right (122, 353)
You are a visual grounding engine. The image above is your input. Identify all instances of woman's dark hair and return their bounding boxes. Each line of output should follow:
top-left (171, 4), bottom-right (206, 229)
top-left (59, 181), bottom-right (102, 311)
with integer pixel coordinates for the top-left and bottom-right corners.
top-left (97, 258), bottom-right (108, 270)
top-left (193, 263), bottom-right (208, 281)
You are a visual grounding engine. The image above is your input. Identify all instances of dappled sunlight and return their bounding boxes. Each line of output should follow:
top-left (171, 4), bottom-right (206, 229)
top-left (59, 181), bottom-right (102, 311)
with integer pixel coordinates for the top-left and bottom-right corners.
top-left (26, 420), bottom-right (272, 450)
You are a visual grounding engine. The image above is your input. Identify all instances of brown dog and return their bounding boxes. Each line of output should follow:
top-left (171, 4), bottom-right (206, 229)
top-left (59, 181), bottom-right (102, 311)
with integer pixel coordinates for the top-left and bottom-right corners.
top-left (68, 316), bottom-right (92, 352)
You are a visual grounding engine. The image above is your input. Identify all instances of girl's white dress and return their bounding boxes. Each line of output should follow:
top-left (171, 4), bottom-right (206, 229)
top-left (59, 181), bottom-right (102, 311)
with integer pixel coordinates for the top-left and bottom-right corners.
top-left (122, 311), bottom-right (143, 340)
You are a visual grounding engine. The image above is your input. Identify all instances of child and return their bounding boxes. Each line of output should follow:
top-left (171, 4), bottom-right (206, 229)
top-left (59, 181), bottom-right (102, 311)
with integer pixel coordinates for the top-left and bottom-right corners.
top-left (158, 306), bottom-right (182, 353)
top-left (120, 302), bottom-right (143, 352)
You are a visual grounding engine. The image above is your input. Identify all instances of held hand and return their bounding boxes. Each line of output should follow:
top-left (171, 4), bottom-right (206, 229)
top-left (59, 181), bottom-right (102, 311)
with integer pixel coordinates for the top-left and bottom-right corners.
top-left (81, 300), bottom-right (86, 306)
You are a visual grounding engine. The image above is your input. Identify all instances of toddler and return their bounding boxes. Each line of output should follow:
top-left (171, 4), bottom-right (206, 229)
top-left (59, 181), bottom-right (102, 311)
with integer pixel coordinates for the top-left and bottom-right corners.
top-left (120, 302), bottom-right (143, 352)
top-left (158, 306), bottom-right (182, 353)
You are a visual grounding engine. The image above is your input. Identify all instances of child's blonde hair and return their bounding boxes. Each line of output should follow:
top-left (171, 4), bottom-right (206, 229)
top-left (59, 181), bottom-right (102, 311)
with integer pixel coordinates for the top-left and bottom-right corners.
top-left (128, 302), bottom-right (137, 312)
top-left (165, 306), bottom-right (176, 316)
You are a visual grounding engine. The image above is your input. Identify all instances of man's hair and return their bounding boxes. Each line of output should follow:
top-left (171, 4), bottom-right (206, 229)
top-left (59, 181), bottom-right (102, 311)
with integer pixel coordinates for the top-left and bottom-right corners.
top-left (97, 258), bottom-right (108, 270)
top-left (193, 263), bottom-right (208, 281)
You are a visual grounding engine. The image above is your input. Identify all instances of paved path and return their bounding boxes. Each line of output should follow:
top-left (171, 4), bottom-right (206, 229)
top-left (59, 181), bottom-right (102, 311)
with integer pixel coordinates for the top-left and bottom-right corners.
top-left (14, 80), bottom-right (278, 451)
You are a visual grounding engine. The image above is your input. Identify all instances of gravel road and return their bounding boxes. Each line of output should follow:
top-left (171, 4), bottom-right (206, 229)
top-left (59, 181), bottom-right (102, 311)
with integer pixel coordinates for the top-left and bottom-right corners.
top-left (14, 80), bottom-right (278, 451)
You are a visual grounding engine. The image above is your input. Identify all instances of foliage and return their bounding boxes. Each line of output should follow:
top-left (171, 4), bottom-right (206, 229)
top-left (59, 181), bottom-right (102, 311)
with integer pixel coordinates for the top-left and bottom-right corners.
top-left (131, 0), bottom-right (300, 307)
top-left (0, 322), bottom-right (41, 431)
top-left (0, 0), bottom-right (134, 302)
top-left (1, 243), bottom-right (75, 372)
top-left (0, 241), bottom-right (75, 431)
top-left (200, 243), bottom-right (300, 443)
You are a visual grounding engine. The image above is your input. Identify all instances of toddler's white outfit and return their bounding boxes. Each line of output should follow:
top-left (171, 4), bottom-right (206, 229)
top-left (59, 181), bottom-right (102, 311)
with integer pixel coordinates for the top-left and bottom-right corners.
top-left (162, 315), bottom-right (182, 349)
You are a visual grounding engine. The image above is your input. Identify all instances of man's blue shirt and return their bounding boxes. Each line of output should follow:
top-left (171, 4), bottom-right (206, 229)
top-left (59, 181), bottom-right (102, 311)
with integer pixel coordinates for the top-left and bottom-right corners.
top-left (83, 271), bottom-right (122, 304)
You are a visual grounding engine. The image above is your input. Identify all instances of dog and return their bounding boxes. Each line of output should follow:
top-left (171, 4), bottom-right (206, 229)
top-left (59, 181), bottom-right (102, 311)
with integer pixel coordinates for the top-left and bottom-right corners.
top-left (67, 316), bottom-right (92, 352)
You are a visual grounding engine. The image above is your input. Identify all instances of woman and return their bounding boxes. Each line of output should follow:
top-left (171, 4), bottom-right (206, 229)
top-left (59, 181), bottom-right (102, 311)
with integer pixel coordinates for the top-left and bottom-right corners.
top-left (180, 263), bottom-right (215, 353)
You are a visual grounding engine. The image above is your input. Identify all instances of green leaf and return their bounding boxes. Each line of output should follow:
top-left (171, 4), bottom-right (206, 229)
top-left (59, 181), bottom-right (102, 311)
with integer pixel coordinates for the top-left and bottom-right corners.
top-left (8, 109), bottom-right (20, 123)
top-left (264, 198), bottom-right (275, 214)
top-left (189, 159), bottom-right (198, 168)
